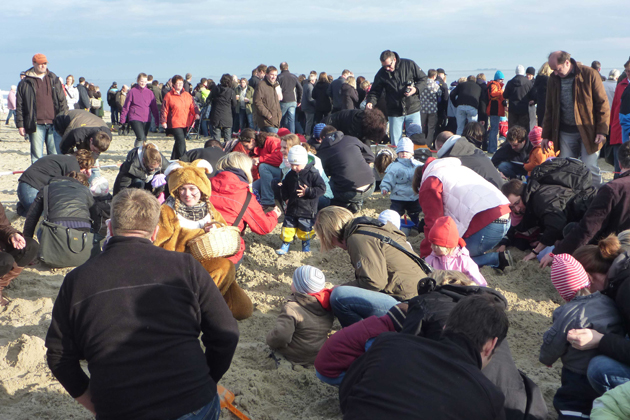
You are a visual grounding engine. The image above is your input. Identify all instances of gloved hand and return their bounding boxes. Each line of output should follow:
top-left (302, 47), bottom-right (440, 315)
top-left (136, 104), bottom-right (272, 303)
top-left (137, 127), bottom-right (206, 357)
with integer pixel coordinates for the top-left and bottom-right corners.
top-left (151, 174), bottom-right (167, 189)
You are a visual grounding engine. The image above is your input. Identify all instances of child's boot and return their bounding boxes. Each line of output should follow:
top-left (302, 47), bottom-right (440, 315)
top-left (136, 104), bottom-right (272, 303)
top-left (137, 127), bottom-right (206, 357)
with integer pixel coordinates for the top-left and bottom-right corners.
top-left (302, 239), bottom-right (311, 252)
top-left (276, 242), bottom-right (291, 255)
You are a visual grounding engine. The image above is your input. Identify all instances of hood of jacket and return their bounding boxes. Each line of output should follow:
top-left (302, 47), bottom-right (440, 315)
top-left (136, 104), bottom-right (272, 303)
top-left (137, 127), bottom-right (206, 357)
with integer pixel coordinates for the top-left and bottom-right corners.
top-left (442, 136), bottom-right (481, 158)
top-left (210, 169), bottom-right (249, 195)
top-left (509, 74), bottom-right (529, 88)
top-left (319, 130), bottom-right (345, 149)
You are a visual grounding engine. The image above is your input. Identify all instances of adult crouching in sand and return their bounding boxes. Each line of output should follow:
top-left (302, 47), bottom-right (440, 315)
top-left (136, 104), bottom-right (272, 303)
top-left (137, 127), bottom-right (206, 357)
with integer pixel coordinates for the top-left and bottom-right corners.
top-left (154, 159), bottom-right (253, 320)
top-left (0, 202), bottom-right (39, 306)
top-left (314, 206), bottom-right (431, 327)
top-left (210, 152), bottom-right (281, 269)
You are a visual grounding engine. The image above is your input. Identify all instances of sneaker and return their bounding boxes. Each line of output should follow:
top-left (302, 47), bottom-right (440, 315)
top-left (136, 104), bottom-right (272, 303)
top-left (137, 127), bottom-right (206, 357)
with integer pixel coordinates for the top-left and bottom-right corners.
top-left (276, 242), bottom-right (290, 255)
top-left (302, 240), bottom-right (310, 252)
top-left (497, 250), bottom-right (514, 271)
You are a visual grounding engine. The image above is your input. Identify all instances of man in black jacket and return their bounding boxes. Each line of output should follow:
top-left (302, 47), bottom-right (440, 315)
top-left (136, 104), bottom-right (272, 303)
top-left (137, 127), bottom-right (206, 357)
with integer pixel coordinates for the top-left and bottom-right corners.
top-left (107, 82), bottom-right (119, 125)
top-left (180, 139), bottom-right (226, 176)
top-left (503, 65), bottom-right (533, 131)
top-left (436, 68), bottom-right (450, 133)
top-left (323, 108), bottom-right (387, 144)
top-left (56, 110), bottom-right (112, 156)
top-left (365, 50), bottom-right (427, 146)
top-left (277, 62), bottom-right (303, 134)
top-left (436, 132), bottom-right (504, 188)
top-left (340, 294), bottom-right (508, 420)
top-left (491, 125), bottom-right (532, 179)
top-left (46, 188), bottom-right (239, 420)
top-left (328, 69), bottom-right (352, 114)
top-left (76, 77), bottom-right (91, 111)
top-left (450, 75), bottom-right (483, 135)
top-left (16, 53), bottom-right (69, 164)
top-left (316, 126), bottom-right (375, 213)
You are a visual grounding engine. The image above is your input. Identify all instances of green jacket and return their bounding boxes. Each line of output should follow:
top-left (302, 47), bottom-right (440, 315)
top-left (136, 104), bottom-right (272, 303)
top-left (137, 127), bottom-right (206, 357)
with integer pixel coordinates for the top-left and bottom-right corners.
top-left (236, 85), bottom-right (254, 114)
top-left (591, 382), bottom-right (630, 419)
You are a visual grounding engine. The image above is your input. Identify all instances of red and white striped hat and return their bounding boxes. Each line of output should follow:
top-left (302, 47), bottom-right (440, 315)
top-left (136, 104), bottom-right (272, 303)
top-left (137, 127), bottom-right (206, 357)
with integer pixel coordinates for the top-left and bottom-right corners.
top-left (550, 254), bottom-right (591, 301)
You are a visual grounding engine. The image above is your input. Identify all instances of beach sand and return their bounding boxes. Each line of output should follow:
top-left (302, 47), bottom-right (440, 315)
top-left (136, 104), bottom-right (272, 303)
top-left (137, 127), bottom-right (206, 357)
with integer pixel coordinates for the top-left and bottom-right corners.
top-left (0, 114), bottom-right (614, 419)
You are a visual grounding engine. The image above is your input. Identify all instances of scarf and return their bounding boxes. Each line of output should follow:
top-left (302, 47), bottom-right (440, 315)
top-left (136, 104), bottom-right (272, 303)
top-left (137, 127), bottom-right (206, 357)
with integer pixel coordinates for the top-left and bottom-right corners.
top-left (167, 196), bottom-right (209, 221)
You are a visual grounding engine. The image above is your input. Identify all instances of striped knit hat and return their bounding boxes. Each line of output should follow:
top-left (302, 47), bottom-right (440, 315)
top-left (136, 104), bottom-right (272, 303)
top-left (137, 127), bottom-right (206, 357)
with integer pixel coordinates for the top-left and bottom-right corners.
top-left (550, 254), bottom-right (591, 301)
top-left (292, 265), bottom-right (326, 294)
top-left (529, 126), bottom-right (543, 147)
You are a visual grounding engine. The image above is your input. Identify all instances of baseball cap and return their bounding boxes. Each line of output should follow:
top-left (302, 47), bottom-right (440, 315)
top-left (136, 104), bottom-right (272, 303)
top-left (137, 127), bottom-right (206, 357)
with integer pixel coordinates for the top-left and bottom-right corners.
top-left (437, 68), bottom-right (447, 75)
top-left (32, 53), bottom-right (47, 64)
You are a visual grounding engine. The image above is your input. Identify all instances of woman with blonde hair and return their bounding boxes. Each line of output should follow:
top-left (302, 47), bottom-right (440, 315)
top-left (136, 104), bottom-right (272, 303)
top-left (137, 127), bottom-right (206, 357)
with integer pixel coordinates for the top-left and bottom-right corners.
top-left (341, 76), bottom-right (359, 110)
top-left (210, 152), bottom-right (280, 268)
top-left (154, 159), bottom-right (254, 320)
top-left (314, 206), bottom-right (431, 326)
top-left (530, 62), bottom-right (552, 126)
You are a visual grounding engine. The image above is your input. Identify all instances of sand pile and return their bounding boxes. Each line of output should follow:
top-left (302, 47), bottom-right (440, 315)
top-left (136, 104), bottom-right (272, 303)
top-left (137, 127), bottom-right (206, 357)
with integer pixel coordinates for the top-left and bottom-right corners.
top-left (0, 116), bottom-right (614, 419)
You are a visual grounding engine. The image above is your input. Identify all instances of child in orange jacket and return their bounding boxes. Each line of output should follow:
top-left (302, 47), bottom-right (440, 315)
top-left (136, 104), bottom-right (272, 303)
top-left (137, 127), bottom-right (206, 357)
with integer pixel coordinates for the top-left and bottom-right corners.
top-left (524, 126), bottom-right (557, 175)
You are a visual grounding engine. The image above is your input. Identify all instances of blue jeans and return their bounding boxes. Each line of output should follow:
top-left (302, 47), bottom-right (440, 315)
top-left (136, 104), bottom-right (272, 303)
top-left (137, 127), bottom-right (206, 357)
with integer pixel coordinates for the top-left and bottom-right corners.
top-left (17, 182), bottom-right (39, 215)
top-left (497, 161), bottom-right (528, 179)
top-left (5, 109), bottom-right (16, 125)
top-left (316, 370), bottom-right (345, 386)
top-left (261, 126), bottom-right (278, 133)
top-left (110, 107), bottom-right (119, 125)
top-left (29, 123), bottom-right (57, 164)
top-left (200, 120), bottom-right (210, 137)
top-left (455, 105), bottom-right (478, 135)
top-left (239, 109), bottom-right (254, 131)
top-left (175, 393), bottom-right (221, 420)
top-left (488, 115), bottom-right (501, 154)
top-left (330, 286), bottom-right (399, 327)
top-left (465, 220), bottom-right (510, 268)
top-left (280, 101), bottom-right (297, 133)
top-left (612, 144), bottom-right (621, 179)
top-left (258, 163), bottom-right (282, 206)
top-left (388, 111), bottom-right (421, 146)
top-left (587, 354), bottom-right (630, 395)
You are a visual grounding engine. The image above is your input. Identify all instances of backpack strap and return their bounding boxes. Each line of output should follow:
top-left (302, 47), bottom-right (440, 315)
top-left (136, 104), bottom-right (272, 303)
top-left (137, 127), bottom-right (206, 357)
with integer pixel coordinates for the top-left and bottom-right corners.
top-left (351, 229), bottom-right (433, 274)
top-left (232, 192), bottom-right (252, 227)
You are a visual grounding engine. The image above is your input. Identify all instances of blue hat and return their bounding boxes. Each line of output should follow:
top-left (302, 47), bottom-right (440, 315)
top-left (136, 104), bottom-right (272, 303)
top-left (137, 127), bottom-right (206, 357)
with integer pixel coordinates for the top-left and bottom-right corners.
top-left (313, 123), bottom-right (326, 138)
top-left (494, 71), bottom-right (504, 81)
top-left (406, 123), bottom-right (423, 137)
top-left (292, 265), bottom-right (326, 294)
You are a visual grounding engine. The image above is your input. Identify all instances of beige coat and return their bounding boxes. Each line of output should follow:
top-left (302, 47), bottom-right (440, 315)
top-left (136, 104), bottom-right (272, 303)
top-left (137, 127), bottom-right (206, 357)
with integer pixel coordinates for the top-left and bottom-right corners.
top-left (266, 293), bottom-right (334, 365)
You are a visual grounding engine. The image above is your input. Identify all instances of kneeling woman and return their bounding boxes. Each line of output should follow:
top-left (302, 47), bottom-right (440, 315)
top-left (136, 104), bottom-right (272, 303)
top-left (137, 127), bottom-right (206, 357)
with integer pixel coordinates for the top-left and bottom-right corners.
top-left (153, 159), bottom-right (253, 320)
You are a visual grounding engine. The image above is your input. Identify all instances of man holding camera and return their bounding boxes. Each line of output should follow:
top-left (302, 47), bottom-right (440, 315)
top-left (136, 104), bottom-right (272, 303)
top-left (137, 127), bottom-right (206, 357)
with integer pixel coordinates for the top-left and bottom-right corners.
top-left (365, 50), bottom-right (427, 146)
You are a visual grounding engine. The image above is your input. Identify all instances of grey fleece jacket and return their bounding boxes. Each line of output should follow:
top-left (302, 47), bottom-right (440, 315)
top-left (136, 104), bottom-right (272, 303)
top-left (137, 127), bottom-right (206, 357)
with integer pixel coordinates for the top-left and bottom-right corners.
top-left (540, 292), bottom-right (624, 375)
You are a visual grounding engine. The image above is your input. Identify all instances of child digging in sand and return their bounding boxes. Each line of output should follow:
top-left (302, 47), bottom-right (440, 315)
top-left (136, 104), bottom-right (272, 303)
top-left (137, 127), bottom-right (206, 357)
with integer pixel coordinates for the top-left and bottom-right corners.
top-left (276, 146), bottom-right (326, 254)
top-left (425, 216), bottom-right (487, 286)
top-left (266, 265), bottom-right (334, 365)
top-left (540, 253), bottom-right (624, 419)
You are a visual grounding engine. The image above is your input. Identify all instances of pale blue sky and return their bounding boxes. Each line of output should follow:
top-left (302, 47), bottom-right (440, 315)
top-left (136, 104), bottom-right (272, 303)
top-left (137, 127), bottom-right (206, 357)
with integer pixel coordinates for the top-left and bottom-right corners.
top-left (1, 0), bottom-right (627, 89)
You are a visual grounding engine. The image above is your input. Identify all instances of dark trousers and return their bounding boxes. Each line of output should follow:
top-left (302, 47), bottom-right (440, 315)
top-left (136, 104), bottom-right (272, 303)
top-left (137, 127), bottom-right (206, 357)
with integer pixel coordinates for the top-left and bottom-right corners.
top-left (554, 367), bottom-right (599, 419)
top-left (0, 238), bottom-right (39, 276)
top-left (421, 112), bottom-right (438, 145)
top-left (390, 200), bottom-right (421, 225)
top-left (110, 107), bottom-right (119, 125)
top-left (130, 120), bottom-right (150, 148)
top-left (315, 110), bottom-right (330, 123)
top-left (508, 112), bottom-right (529, 133)
top-left (213, 127), bottom-right (232, 143)
top-left (331, 183), bottom-right (375, 214)
top-left (170, 127), bottom-right (187, 160)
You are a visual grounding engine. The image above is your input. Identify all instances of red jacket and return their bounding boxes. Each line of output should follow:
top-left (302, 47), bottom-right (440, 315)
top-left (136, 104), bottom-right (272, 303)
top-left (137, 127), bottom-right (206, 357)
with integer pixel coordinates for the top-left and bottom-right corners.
top-left (314, 315), bottom-right (394, 378)
top-left (610, 78), bottom-right (629, 146)
top-left (232, 142), bottom-right (259, 180)
top-left (486, 80), bottom-right (505, 117)
top-left (256, 136), bottom-right (282, 167)
top-left (161, 89), bottom-right (196, 129)
top-left (210, 170), bottom-right (278, 263)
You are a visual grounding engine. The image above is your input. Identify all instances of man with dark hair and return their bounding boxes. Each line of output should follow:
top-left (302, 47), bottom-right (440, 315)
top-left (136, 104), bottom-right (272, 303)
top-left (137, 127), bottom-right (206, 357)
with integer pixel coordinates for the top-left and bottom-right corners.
top-left (107, 82), bottom-right (119, 126)
top-left (16, 53), bottom-right (69, 163)
top-left (183, 72), bottom-right (193, 94)
top-left (76, 77), bottom-right (90, 111)
top-left (450, 75), bottom-right (483, 135)
top-left (46, 188), bottom-right (239, 420)
top-left (365, 50), bottom-right (427, 146)
top-left (253, 66), bottom-right (282, 133)
top-left (179, 139), bottom-right (226, 174)
top-left (56, 110), bottom-right (112, 155)
top-left (419, 69), bottom-right (440, 143)
top-left (249, 64), bottom-right (266, 91)
top-left (277, 62), bottom-right (302, 134)
top-left (328, 69), bottom-right (352, 114)
top-left (591, 60), bottom-right (606, 81)
top-left (435, 68), bottom-right (450, 133)
top-left (322, 108), bottom-right (387, 145)
top-left (340, 294), bottom-right (508, 420)
top-left (543, 51), bottom-right (610, 187)
top-left (504, 65), bottom-right (534, 131)
top-left (541, 141), bottom-right (630, 266)
top-left (491, 125), bottom-right (532, 179)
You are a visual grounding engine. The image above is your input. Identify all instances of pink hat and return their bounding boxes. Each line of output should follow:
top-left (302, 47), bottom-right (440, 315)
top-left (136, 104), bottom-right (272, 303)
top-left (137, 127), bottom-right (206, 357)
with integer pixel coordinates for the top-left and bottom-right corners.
top-left (550, 254), bottom-right (591, 301)
top-left (529, 126), bottom-right (543, 147)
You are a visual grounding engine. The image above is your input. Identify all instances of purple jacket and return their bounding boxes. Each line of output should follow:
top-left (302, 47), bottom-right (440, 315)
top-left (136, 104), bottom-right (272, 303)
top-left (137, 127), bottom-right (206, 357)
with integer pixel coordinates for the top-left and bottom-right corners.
top-left (8, 90), bottom-right (16, 110)
top-left (120, 85), bottom-right (159, 124)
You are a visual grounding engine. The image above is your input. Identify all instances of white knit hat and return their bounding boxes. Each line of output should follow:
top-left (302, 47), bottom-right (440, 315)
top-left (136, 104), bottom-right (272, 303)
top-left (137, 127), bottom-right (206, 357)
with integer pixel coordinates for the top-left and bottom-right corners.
top-left (396, 137), bottom-right (414, 154)
top-left (516, 65), bottom-right (525, 76)
top-left (378, 209), bottom-right (401, 229)
top-left (292, 265), bottom-right (326, 294)
top-left (288, 146), bottom-right (308, 165)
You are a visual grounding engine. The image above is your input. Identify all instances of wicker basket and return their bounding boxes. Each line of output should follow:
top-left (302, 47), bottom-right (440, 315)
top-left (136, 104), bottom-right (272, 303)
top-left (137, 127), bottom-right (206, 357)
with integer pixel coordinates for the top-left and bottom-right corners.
top-left (188, 222), bottom-right (241, 259)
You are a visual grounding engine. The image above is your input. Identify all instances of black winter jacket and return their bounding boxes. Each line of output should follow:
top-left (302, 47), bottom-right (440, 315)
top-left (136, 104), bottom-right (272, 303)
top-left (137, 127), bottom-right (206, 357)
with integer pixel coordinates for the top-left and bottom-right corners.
top-left (340, 83), bottom-right (359, 110)
top-left (277, 70), bottom-right (302, 104)
top-left (76, 83), bottom-right (91, 110)
top-left (327, 77), bottom-right (346, 110)
top-left (491, 140), bottom-right (533, 167)
top-left (113, 146), bottom-right (170, 196)
top-left (19, 155), bottom-right (81, 191)
top-left (599, 253), bottom-right (630, 365)
top-left (209, 85), bottom-right (237, 128)
top-left (312, 82), bottom-right (332, 114)
top-left (323, 109), bottom-right (364, 140)
top-left (317, 131), bottom-right (375, 192)
top-left (23, 177), bottom-right (96, 238)
top-left (366, 52), bottom-right (427, 117)
top-left (503, 75), bottom-right (533, 115)
top-left (280, 163), bottom-right (326, 219)
top-left (439, 136), bottom-right (504, 188)
top-left (16, 69), bottom-right (68, 134)
top-left (449, 80), bottom-right (483, 109)
top-left (529, 75), bottom-right (549, 116)
top-left (301, 82), bottom-right (316, 113)
top-left (180, 148), bottom-right (226, 175)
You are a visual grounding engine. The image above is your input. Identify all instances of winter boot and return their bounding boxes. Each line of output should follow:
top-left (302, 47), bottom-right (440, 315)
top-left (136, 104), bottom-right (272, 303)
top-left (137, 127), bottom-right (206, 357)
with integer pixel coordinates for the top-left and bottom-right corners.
top-left (497, 250), bottom-right (514, 271)
top-left (276, 242), bottom-right (291, 255)
top-left (302, 240), bottom-right (311, 252)
top-left (0, 263), bottom-right (23, 306)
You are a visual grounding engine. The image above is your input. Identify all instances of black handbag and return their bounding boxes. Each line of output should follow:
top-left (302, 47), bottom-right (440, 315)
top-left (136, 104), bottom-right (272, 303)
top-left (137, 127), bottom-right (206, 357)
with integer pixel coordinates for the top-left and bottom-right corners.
top-left (38, 185), bottom-right (103, 268)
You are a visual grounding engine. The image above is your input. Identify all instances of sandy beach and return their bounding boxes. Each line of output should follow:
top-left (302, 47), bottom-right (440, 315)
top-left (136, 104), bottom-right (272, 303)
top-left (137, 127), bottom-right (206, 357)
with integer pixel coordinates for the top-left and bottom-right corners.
top-left (0, 112), bottom-right (615, 419)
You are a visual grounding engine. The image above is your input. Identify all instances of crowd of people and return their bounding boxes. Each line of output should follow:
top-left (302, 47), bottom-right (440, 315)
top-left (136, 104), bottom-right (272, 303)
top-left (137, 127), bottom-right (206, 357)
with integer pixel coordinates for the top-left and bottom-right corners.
top-left (2, 49), bottom-right (630, 420)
